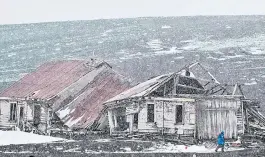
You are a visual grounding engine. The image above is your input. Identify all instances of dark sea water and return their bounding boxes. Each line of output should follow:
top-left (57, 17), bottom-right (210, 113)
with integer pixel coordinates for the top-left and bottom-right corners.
top-left (1, 16), bottom-right (265, 110)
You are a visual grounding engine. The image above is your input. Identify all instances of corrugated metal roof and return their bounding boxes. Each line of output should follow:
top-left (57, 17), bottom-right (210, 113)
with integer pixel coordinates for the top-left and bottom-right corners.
top-left (0, 60), bottom-right (89, 99)
top-left (105, 74), bottom-right (171, 103)
top-left (0, 59), bottom-right (131, 129)
top-left (56, 66), bottom-right (130, 129)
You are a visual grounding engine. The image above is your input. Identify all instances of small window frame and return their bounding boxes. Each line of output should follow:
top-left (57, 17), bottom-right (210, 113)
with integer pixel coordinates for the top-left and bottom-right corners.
top-left (175, 105), bottom-right (183, 125)
top-left (9, 103), bottom-right (17, 121)
top-left (147, 103), bottom-right (155, 123)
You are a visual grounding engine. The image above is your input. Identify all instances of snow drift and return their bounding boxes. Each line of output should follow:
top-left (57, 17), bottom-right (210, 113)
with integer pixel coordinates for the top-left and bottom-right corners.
top-left (0, 131), bottom-right (65, 145)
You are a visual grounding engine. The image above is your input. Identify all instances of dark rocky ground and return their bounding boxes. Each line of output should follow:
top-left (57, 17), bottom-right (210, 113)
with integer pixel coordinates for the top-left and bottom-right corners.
top-left (0, 141), bottom-right (263, 157)
top-left (0, 133), bottom-right (264, 157)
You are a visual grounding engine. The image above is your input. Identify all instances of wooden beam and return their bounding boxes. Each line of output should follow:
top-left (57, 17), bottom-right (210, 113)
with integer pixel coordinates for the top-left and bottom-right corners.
top-left (163, 84), bottom-right (167, 96)
top-left (176, 84), bottom-right (205, 91)
top-left (128, 114), bottom-right (134, 134)
top-left (179, 75), bottom-right (213, 83)
top-left (144, 73), bottom-right (176, 96)
top-left (151, 97), bottom-right (195, 102)
top-left (209, 88), bottom-right (225, 95)
top-left (107, 110), bottom-right (114, 135)
top-left (172, 75), bottom-right (179, 95)
top-left (232, 83), bottom-right (238, 95)
top-left (196, 63), bottom-right (220, 84)
top-left (113, 113), bottom-right (118, 128)
top-left (242, 102), bottom-right (245, 134)
top-left (238, 85), bottom-right (245, 98)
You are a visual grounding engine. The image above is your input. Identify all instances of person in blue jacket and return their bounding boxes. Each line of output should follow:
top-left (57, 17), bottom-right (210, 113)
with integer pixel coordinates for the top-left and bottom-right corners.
top-left (215, 131), bottom-right (225, 152)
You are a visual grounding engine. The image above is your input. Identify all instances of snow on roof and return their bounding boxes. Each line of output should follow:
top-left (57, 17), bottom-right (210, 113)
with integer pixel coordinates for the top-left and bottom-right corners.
top-left (0, 131), bottom-right (65, 145)
top-left (105, 73), bottom-right (172, 103)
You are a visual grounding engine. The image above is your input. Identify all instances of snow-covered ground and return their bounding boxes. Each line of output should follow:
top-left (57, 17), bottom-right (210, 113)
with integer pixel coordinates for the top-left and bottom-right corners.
top-left (144, 143), bottom-right (244, 153)
top-left (0, 131), bottom-right (65, 145)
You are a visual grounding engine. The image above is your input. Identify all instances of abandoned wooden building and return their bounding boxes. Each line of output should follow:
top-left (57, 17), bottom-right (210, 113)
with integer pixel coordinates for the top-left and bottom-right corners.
top-left (104, 62), bottom-right (265, 140)
top-left (0, 59), bottom-right (130, 133)
top-left (0, 97), bottom-right (27, 130)
top-left (0, 97), bottom-right (53, 134)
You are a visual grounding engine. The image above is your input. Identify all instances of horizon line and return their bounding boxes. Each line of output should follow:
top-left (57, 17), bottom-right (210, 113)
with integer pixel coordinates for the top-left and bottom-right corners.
top-left (1, 14), bottom-right (265, 26)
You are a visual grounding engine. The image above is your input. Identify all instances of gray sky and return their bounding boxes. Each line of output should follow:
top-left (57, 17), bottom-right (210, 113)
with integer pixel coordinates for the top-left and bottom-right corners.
top-left (1, 0), bottom-right (265, 24)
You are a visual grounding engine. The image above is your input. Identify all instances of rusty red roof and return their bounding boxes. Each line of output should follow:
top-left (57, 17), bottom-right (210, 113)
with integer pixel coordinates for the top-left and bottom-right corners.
top-left (0, 59), bottom-right (131, 129)
top-left (0, 60), bottom-right (89, 99)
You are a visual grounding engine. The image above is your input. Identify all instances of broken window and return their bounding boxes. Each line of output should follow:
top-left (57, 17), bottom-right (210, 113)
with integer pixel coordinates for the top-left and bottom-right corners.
top-left (117, 115), bottom-right (128, 131)
top-left (147, 104), bottom-right (154, 122)
top-left (133, 113), bottom-right (138, 124)
top-left (175, 105), bottom-right (183, 124)
top-left (9, 103), bottom-right (17, 121)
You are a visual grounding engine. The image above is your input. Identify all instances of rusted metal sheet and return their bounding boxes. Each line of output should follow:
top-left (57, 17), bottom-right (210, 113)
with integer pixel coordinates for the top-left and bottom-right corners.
top-left (56, 68), bottom-right (130, 129)
top-left (0, 60), bottom-right (89, 99)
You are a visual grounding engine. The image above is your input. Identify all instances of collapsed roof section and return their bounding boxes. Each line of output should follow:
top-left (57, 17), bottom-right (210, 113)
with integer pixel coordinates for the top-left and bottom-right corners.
top-left (0, 58), bottom-right (131, 129)
top-left (105, 62), bottom-right (244, 105)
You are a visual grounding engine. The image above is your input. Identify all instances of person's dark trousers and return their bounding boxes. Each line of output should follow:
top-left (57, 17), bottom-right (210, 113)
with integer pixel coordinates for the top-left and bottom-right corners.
top-left (215, 144), bottom-right (224, 152)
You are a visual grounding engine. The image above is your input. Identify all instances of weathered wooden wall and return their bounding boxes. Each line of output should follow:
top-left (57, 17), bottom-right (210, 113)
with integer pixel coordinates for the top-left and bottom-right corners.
top-left (0, 99), bottom-right (28, 129)
top-left (135, 98), bottom-right (196, 136)
top-left (0, 99), bottom-right (16, 128)
top-left (111, 97), bottom-right (244, 140)
top-left (31, 103), bottom-right (50, 132)
top-left (196, 98), bottom-right (241, 139)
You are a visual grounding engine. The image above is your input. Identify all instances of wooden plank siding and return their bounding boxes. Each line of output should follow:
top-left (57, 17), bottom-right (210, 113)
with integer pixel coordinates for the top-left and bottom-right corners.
top-left (0, 98), bottom-right (51, 132)
top-left (0, 100), bottom-right (16, 128)
top-left (110, 96), bottom-right (244, 140)
top-left (196, 98), bottom-right (241, 139)
top-left (0, 99), bottom-right (28, 129)
top-left (135, 98), bottom-right (196, 135)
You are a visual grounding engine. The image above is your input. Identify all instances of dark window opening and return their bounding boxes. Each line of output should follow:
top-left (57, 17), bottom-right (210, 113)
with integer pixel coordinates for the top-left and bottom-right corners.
top-left (185, 70), bottom-right (190, 76)
top-left (33, 105), bottom-right (41, 126)
top-left (9, 103), bottom-right (17, 121)
top-left (133, 113), bottom-right (138, 124)
top-left (117, 115), bottom-right (128, 131)
top-left (175, 105), bottom-right (183, 124)
top-left (19, 107), bottom-right (24, 118)
top-left (147, 104), bottom-right (154, 122)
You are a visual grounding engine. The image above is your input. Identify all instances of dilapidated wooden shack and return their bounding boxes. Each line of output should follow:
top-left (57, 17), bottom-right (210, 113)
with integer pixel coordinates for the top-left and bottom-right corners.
top-left (104, 62), bottom-right (262, 140)
top-left (0, 58), bottom-right (130, 134)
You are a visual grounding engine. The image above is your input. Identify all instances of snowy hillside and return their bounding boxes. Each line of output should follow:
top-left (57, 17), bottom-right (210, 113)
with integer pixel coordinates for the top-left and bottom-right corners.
top-left (1, 16), bottom-right (265, 110)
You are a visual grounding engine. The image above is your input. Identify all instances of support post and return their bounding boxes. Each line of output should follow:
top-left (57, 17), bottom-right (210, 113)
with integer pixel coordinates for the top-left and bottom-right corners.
top-left (114, 114), bottom-right (118, 128)
top-left (242, 102), bottom-right (245, 134)
top-left (129, 114), bottom-right (134, 134)
top-left (245, 108), bottom-right (250, 133)
top-left (107, 110), bottom-right (114, 135)
top-left (232, 83), bottom-right (238, 95)
top-left (162, 101), bottom-right (165, 138)
top-left (173, 75), bottom-right (179, 95)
